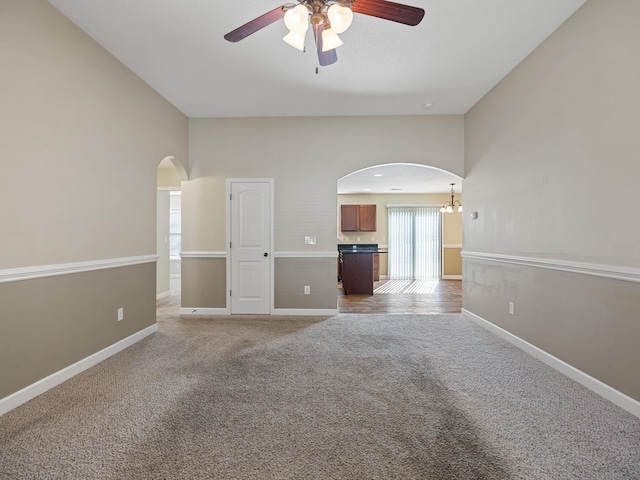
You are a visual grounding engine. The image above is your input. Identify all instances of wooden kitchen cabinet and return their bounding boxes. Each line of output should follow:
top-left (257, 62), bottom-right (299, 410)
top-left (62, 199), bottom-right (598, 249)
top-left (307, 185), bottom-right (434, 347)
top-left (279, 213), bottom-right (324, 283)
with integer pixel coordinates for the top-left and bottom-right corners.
top-left (358, 205), bottom-right (377, 231)
top-left (373, 253), bottom-right (380, 281)
top-left (340, 204), bottom-right (376, 232)
top-left (341, 252), bottom-right (374, 295)
top-left (340, 205), bottom-right (360, 231)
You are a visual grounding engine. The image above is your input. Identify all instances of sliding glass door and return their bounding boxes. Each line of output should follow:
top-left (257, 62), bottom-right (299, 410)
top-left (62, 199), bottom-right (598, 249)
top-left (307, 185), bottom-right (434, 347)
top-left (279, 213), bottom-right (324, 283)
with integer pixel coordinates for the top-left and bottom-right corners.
top-left (387, 206), bottom-right (441, 280)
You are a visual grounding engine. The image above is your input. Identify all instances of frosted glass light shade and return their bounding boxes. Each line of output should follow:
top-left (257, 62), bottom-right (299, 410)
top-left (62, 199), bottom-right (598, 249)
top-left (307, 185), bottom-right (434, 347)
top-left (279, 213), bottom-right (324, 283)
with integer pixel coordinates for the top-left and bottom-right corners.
top-left (445, 205), bottom-right (454, 213)
top-left (283, 31), bottom-right (306, 51)
top-left (321, 28), bottom-right (343, 51)
top-left (284, 5), bottom-right (309, 33)
top-left (457, 205), bottom-right (463, 212)
top-left (327, 4), bottom-right (353, 34)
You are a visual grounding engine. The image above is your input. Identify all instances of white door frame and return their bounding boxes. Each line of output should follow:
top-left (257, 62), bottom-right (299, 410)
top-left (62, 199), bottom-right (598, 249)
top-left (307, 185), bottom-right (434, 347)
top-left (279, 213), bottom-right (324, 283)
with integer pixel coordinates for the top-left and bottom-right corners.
top-left (226, 178), bottom-right (274, 314)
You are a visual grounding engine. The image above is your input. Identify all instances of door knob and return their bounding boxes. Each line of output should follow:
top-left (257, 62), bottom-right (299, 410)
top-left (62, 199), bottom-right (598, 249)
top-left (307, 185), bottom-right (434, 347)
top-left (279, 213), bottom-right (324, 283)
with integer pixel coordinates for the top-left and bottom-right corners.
top-left (264, 252), bottom-right (269, 257)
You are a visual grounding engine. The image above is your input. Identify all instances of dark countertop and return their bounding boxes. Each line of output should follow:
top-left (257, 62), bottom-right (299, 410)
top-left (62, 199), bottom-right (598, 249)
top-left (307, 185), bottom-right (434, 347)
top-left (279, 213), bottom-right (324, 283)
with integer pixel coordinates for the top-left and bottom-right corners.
top-left (338, 243), bottom-right (386, 254)
top-left (340, 250), bottom-right (387, 254)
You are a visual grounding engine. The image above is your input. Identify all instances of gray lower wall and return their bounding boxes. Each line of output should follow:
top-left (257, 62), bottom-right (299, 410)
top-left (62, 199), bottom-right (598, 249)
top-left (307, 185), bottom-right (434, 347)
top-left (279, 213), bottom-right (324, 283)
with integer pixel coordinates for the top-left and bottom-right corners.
top-left (463, 259), bottom-right (640, 401)
top-left (275, 257), bottom-right (338, 310)
top-left (181, 258), bottom-right (227, 309)
top-left (0, 263), bottom-right (156, 399)
top-left (180, 257), bottom-right (338, 311)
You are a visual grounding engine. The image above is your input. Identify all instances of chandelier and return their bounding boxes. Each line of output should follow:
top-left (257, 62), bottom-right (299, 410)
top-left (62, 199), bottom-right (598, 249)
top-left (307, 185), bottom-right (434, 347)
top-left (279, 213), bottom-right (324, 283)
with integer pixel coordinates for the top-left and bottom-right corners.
top-left (283, 1), bottom-right (354, 52)
top-left (440, 183), bottom-right (463, 213)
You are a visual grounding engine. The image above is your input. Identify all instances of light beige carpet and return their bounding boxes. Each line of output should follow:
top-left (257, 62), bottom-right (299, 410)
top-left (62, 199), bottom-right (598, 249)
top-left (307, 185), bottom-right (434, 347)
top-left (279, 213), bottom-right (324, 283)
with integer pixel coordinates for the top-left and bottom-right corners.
top-left (1, 305), bottom-right (639, 479)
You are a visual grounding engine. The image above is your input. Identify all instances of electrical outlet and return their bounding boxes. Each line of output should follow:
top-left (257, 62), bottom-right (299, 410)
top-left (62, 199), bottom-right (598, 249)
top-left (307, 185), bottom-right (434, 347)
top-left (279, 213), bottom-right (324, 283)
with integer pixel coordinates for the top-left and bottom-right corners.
top-left (508, 302), bottom-right (514, 315)
top-left (304, 236), bottom-right (316, 245)
top-left (117, 307), bottom-right (124, 321)
top-left (304, 285), bottom-right (310, 295)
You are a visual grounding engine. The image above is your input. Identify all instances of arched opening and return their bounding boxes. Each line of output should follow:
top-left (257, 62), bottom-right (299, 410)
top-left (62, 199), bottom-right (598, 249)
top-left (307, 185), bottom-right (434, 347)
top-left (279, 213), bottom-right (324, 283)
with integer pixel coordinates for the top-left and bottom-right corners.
top-left (157, 156), bottom-right (187, 305)
top-left (337, 162), bottom-right (463, 314)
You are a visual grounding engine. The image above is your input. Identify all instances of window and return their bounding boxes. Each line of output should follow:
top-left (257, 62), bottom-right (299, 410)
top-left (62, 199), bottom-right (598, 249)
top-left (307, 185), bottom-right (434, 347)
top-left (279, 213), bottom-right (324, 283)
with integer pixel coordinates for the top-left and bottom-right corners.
top-left (169, 191), bottom-right (181, 257)
top-left (387, 206), bottom-right (441, 280)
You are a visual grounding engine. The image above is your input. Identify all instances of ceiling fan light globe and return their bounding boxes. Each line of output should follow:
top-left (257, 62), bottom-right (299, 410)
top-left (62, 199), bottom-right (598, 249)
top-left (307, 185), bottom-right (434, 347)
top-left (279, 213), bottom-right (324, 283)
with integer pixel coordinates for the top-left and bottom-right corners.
top-left (283, 31), bottom-right (306, 51)
top-left (284, 5), bottom-right (310, 33)
top-left (327, 4), bottom-right (353, 34)
top-left (321, 28), bottom-right (343, 51)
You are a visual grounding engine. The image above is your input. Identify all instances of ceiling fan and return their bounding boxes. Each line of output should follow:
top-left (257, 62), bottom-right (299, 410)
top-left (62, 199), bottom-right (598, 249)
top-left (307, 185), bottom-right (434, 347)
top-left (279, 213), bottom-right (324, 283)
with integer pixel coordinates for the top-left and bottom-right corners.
top-left (224, 0), bottom-right (425, 67)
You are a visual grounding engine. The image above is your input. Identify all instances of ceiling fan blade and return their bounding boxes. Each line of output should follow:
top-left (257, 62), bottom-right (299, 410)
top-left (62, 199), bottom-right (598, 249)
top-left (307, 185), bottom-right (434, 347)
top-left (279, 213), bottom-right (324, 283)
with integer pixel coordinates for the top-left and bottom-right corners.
top-left (351, 0), bottom-right (425, 26)
top-left (313, 24), bottom-right (338, 67)
top-left (224, 6), bottom-right (286, 42)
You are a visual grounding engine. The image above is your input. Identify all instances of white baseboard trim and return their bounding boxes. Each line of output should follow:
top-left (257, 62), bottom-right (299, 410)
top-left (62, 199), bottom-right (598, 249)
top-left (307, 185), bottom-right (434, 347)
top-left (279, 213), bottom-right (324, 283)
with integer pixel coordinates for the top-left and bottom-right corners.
top-left (442, 275), bottom-right (462, 280)
top-left (156, 291), bottom-right (171, 300)
top-left (180, 307), bottom-right (230, 315)
top-left (0, 324), bottom-right (157, 417)
top-left (181, 251), bottom-right (341, 259)
top-left (271, 308), bottom-right (339, 316)
top-left (462, 308), bottom-right (640, 419)
top-left (179, 307), bottom-right (338, 316)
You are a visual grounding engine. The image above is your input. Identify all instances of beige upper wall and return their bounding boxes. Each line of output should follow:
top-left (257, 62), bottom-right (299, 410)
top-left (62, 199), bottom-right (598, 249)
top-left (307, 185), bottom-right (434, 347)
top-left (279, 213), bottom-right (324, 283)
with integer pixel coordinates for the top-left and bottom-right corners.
top-left (1, 0), bottom-right (189, 269)
top-left (464, 0), bottom-right (640, 267)
top-left (187, 116), bottom-right (464, 252)
top-left (157, 164), bottom-right (182, 189)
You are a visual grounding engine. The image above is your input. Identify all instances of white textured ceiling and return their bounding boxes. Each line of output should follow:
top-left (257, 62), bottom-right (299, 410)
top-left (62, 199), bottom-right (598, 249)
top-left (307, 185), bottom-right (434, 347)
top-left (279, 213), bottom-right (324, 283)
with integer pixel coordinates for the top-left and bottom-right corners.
top-left (338, 164), bottom-right (461, 194)
top-left (48, 0), bottom-right (585, 118)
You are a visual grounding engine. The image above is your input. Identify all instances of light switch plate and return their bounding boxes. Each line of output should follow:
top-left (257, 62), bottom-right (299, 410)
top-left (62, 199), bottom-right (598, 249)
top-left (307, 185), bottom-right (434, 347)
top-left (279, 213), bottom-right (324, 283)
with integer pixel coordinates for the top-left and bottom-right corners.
top-left (304, 236), bottom-right (316, 245)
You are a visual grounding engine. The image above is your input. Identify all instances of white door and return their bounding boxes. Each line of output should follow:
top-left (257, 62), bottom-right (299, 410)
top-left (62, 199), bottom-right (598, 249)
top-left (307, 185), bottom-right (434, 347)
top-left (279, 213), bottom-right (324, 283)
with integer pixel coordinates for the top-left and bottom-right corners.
top-left (229, 181), bottom-right (272, 314)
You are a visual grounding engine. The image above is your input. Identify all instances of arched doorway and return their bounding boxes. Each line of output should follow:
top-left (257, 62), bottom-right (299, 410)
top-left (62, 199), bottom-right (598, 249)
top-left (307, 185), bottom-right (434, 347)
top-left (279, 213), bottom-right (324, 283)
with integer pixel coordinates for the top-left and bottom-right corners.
top-left (337, 163), bottom-right (463, 313)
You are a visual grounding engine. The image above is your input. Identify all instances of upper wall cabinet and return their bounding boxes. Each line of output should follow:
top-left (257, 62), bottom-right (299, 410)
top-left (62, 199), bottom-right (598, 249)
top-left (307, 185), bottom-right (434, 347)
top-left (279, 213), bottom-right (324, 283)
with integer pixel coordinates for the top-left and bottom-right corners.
top-left (340, 205), bottom-right (359, 231)
top-left (340, 204), bottom-right (377, 232)
top-left (358, 204), bottom-right (377, 231)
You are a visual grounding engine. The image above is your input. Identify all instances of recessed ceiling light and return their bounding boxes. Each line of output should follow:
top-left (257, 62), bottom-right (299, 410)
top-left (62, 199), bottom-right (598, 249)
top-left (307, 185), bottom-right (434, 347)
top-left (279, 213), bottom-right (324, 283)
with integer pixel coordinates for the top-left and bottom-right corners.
top-left (363, 188), bottom-right (370, 191)
top-left (374, 174), bottom-right (383, 177)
